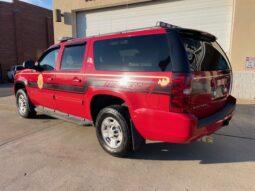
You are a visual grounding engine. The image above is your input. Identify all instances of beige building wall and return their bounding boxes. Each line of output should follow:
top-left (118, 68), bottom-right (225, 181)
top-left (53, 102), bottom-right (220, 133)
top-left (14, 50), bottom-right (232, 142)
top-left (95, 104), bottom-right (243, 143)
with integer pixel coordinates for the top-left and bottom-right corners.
top-left (230, 0), bottom-right (255, 99)
top-left (230, 0), bottom-right (255, 71)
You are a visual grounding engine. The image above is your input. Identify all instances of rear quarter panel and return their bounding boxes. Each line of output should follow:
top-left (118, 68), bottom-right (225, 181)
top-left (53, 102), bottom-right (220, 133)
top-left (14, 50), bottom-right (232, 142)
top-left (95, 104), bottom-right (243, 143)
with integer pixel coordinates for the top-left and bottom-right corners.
top-left (84, 32), bottom-right (172, 130)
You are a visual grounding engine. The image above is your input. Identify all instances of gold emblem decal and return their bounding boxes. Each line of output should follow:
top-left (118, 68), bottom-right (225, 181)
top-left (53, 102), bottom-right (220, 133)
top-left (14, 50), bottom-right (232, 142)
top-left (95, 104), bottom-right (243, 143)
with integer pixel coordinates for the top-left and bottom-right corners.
top-left (37, 74), bottom-right (44, 89)
top-left (158, 77), bottom-right (170, 87)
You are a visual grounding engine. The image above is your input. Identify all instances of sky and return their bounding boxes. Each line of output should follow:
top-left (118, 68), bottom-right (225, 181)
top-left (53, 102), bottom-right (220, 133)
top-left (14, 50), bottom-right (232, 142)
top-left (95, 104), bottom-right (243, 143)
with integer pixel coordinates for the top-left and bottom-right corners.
top-left (0, 0), bottom-right (52, 9)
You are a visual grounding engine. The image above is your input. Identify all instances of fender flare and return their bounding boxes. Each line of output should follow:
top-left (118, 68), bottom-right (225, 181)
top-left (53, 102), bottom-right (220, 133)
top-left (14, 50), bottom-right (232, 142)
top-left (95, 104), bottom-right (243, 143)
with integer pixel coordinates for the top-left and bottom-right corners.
top-left (14, 80), bottom-right (27, 95)
top-left (84, 88), bottom-right (133, 120)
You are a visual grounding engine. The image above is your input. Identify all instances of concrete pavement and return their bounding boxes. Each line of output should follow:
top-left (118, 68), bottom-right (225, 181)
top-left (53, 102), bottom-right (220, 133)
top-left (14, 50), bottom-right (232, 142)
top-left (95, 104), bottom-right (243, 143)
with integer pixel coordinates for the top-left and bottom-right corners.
top-left (0, 95), bottom-right (254, 191)
top-left (0, 83), bottom-right (13, 97)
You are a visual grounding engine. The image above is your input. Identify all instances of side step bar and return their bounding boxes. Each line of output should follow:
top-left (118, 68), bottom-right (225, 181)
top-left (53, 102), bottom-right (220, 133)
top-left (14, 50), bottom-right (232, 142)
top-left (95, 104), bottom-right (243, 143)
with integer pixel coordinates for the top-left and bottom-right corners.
top-left (36, 106), bottom-right (93, 126)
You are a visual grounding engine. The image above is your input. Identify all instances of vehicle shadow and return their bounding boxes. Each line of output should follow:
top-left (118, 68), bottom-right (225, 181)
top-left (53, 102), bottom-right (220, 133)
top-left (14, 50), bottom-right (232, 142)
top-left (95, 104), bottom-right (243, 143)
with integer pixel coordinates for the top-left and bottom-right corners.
top-left (35, 114), bottom-right (56, 120)
top-left (129, 104), bottom-right (255, 164)
top-left (129, 136), bottom-right (255, 164)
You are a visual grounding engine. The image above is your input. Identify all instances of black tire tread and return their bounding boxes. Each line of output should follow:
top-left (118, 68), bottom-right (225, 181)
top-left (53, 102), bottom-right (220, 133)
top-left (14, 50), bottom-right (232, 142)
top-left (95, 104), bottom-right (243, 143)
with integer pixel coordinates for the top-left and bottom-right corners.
top-left (95, 105), bottom-right (132, 157)
top-left (16, 89), bottom-right (36, 118)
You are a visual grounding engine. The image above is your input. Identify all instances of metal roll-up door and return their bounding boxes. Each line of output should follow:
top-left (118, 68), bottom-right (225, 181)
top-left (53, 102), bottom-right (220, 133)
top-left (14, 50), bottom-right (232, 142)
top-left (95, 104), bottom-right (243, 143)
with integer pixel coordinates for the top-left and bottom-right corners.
top-left (76, 0), bottom-right (233, 53)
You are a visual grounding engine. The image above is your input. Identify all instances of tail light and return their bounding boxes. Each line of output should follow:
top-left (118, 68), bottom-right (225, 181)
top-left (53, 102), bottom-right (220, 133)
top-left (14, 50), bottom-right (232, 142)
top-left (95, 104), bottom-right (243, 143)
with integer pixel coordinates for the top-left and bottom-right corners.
top-left (170, 73), bottom-right (193, 113)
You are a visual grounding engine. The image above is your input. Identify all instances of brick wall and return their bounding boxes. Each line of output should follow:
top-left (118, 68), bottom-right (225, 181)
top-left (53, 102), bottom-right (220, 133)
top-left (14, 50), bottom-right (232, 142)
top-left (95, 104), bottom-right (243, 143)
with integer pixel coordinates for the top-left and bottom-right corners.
top-left (0, 0), bottom-right (54, 82)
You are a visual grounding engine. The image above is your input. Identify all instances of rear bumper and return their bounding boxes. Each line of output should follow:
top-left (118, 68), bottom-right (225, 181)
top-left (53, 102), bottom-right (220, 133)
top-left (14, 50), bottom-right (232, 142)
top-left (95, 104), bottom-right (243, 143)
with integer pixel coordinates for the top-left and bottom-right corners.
top-left (132, 95), bottom-right (236, 143)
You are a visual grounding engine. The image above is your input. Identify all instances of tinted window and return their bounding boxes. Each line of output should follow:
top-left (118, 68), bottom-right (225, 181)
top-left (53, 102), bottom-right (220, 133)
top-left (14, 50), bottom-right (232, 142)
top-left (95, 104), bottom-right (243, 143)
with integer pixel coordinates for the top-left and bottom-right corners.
top-left (39, 48), bottom-right (59, 71)
top-left (94, 35), bottom-right (171, 72)
top-left (61, 44), bottom-right (86, 70)
top-left (16, 66), bottom-right (24, 71)
top-left (182, 38), bottom-right (230, 71)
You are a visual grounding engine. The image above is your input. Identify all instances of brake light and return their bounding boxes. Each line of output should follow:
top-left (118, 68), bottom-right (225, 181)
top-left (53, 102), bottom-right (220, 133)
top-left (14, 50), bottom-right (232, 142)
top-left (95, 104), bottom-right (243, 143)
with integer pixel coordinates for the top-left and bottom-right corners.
top-left (170, 73), bottom-right (193, 113)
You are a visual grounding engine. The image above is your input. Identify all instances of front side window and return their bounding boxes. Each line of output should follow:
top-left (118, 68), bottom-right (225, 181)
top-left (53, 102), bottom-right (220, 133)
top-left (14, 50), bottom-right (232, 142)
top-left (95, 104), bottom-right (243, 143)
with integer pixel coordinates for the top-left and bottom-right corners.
top-left (94, 34), bottom-right (171, 72)
top-left (60, 44), bottom-right (86, 70)
top-left (39, 48), bottom-right (59, 71)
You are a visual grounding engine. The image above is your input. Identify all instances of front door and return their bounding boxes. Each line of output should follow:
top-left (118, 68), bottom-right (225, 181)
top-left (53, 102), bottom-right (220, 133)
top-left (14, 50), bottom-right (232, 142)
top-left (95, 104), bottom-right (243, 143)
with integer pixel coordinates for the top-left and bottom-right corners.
top-left (28, 47), bottom-right (60, 109)
top-left (54, 42), bottom-right (87, 118)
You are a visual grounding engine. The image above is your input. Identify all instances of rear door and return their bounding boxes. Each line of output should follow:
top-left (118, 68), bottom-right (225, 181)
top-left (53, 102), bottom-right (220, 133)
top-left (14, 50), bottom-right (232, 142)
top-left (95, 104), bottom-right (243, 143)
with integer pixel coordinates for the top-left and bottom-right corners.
top-left (54, 41), bottom-right (87, 118)
top-left (181, 35), bottom-right (231, 118)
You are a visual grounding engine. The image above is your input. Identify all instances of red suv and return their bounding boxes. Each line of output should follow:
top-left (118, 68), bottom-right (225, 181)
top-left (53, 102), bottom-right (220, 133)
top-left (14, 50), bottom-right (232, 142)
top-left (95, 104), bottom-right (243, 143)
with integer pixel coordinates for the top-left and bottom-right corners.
top-left (14, 22), bottom-right (236, 157)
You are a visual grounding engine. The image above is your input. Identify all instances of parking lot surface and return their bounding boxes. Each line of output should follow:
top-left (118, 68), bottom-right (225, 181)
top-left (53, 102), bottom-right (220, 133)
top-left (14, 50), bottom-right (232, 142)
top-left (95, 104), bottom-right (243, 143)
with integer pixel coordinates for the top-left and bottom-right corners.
top-left (0, 90), bottom-right (254, 190)
top-left (0, 83), bottom-right (13, 97)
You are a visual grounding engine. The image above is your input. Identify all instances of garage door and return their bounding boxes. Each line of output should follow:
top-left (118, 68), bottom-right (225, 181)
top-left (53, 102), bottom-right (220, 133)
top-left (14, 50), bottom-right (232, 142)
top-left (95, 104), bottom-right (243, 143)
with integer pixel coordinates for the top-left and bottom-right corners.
top-left (76, 0), bottom-right (233, 53)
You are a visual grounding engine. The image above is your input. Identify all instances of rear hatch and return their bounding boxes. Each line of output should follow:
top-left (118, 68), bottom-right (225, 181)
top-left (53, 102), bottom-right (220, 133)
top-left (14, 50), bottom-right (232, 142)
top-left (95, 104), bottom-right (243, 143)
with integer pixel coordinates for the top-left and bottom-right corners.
top-left (167, 29), bottom-right (232, 118)
top-left (180, 30), bottom-right (232, 118)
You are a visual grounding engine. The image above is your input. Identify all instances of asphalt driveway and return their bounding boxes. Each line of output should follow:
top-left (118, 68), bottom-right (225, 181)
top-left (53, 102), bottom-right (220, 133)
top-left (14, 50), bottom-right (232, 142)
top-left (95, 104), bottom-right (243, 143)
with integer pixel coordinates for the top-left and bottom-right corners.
top-left (0, 94), bottom-right (254, 191)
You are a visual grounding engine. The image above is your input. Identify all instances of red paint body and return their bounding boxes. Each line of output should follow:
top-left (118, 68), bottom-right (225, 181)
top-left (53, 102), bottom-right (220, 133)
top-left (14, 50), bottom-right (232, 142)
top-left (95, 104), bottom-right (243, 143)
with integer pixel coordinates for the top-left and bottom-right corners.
top-left (15, 27), bottom-right (236, 143)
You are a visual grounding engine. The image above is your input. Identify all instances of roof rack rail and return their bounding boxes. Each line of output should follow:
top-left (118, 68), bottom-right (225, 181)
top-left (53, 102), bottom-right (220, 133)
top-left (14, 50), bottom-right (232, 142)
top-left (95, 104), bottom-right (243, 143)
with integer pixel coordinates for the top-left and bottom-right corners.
top-left (58, 36), bottom-right (75, 42)
top-left (87, 26), bottom-right (160, 39)
top-left (57, 22), bottom-right (180, 41)
top-left (89, 21), bottom-right (180, 38)
top-left (156, 21), bottom-right (181, 29)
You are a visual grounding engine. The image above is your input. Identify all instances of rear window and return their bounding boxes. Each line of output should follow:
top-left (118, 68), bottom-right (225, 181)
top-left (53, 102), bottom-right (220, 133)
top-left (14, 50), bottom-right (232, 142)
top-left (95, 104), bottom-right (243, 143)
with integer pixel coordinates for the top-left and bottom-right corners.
top-left (182, 37), bottom-right (230, 71)
top-left (94, 34), bottom-right (171, 72)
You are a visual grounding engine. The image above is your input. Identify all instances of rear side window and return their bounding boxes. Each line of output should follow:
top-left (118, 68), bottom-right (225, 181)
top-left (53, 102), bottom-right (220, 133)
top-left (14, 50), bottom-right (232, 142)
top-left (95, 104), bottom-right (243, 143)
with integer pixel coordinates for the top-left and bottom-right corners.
top-left (61, 44), bottom-right (86, 70)
top-left (94, 34), bottom-right (171, 72)
top-left (182, 38), bottom-right (230, 71)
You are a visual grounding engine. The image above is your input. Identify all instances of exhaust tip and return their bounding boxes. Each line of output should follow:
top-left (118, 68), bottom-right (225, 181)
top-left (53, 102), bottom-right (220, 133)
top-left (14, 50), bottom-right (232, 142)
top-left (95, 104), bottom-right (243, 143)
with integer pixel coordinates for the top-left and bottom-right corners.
top-left (223, 120), bottom-right (230, 126)
top-left (199, 136), bottom-right (214, 144)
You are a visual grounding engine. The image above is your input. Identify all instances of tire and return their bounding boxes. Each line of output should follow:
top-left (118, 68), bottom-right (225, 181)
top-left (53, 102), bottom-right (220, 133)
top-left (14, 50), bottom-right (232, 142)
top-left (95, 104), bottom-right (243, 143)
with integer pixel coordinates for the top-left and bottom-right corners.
top-left (96, 105), bottom-right (132, 157)
top-left (16, 89), bottom-right (36, 118)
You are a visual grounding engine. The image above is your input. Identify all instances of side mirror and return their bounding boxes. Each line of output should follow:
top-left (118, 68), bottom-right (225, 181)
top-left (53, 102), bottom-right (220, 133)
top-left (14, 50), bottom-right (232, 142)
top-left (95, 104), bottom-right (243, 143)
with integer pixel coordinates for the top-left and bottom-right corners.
top-left (23, 60), bottom-right (35, 69)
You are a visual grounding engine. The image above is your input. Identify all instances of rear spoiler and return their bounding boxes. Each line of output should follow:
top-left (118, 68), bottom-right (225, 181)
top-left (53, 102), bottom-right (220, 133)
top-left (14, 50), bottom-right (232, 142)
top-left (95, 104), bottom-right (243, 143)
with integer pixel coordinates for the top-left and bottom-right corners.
top-left (175, 28), bottom-right (217, 42)
top-left (157, 21), bottom-right (217, 42)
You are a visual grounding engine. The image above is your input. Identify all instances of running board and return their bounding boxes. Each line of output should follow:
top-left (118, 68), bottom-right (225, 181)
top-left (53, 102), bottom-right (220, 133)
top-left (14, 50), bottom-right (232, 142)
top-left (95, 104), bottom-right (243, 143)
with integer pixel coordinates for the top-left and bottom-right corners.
top-left (36, 106), bottom-right (93, 126)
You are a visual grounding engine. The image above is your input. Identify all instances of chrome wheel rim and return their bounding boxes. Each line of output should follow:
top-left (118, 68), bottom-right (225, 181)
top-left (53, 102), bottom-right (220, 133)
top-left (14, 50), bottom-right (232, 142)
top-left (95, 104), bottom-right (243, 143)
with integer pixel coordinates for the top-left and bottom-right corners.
top-left (101, 117), bottom-right (123, 149)
top-left (18, 94), bottom-right (27, 115)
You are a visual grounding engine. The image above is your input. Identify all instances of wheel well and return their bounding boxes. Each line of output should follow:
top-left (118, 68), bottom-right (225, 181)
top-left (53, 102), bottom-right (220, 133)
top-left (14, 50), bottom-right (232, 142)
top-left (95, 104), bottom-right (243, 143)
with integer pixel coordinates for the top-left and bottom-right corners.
top-left (14, 82), bottom-right (26, 95)
top-left (90, 95), bottom-right (126, 122)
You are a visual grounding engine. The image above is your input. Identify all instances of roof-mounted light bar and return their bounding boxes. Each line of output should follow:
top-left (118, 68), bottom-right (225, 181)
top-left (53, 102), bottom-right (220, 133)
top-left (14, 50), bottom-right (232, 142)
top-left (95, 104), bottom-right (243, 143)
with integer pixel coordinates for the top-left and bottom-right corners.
top-left (58, 36), bottom-right (75, 42)
top-left (156, 21), bottom-right (181, 29)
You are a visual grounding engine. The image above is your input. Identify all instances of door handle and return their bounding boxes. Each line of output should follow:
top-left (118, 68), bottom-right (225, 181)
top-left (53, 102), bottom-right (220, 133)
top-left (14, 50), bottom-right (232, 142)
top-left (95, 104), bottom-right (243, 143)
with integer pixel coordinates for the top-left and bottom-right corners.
top-left (73, 78), bottom-right (81, 83)
top-left (46, 77), bottom-right (53, 81)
